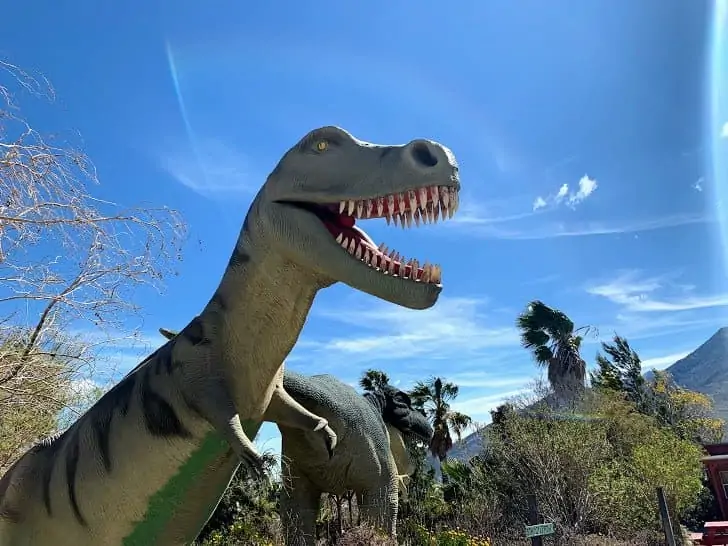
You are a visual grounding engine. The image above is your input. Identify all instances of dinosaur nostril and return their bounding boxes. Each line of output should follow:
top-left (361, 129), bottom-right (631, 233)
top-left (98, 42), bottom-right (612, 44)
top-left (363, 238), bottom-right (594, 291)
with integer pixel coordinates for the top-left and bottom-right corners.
top-left (409, 142), bottom-right (439, 168)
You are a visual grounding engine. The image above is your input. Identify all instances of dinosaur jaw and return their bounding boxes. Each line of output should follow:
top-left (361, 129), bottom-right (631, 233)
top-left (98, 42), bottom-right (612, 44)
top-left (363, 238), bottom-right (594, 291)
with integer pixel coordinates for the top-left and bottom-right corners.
top-left (305, 184), bottom-right (459, 285)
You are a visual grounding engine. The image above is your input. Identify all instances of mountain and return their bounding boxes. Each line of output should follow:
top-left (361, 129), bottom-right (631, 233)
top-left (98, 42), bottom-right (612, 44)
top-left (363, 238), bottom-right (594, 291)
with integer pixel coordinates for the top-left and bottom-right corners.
top-left (662, 326), bottom-right (728, 428)
top-left (447, 327), bottom-right (728, 462)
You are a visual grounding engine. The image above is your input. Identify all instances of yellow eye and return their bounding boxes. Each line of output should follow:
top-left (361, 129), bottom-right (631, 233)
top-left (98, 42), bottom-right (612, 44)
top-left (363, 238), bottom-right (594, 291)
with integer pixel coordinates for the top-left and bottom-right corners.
top-left (315, 140), bottom-right (328, 152)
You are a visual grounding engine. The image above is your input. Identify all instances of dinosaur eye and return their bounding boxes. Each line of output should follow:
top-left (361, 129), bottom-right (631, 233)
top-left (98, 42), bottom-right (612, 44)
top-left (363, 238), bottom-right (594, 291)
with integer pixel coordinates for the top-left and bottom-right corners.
top-left (315, 140), bottom-right (329, 152)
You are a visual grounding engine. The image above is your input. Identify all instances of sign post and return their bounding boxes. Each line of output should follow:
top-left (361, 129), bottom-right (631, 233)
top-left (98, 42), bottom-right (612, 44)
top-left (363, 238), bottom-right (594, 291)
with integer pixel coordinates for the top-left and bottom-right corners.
top-left (526, 494), bottom-right (555, 545)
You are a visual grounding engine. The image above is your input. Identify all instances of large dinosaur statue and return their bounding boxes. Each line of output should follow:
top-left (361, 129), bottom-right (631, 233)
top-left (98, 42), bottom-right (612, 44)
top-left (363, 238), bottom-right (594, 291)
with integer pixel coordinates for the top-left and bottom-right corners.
top-left (0, 126), bottom-right (460, 546)
top-left (158, 326), bottom-right (431, 544)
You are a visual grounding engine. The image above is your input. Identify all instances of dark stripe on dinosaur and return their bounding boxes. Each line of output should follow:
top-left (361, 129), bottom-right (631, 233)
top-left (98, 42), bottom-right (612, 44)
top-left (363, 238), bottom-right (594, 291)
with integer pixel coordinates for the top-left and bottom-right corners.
top-left (90, 374), bottom-right (137, 472)
top-left (65, 431), bottom-right (87, 527)
top-left (38, 433), bottom-right (65, 516)
top-left (180, 316), bottom-right (211, 346)
top-left (210, 291), bottom-right (228, 311)
top-left (153, 343), bottom-right (176, 375)
top-left (227, 245), bottom-right (250, 269)
top-left (182, 391), bottom-right (205, 421)
top-left (0, 505), bottom-right (21, 523)
top-left (140, 371), bottom-right (192, 438)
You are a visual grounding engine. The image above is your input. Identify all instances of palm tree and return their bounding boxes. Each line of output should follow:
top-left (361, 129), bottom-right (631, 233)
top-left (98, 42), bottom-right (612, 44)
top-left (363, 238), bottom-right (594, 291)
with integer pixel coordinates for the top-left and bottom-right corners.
top-left (516, 300), bottom-right (594, 407)
top-left (409, 377), bottom-right (472, 464)
top-left (358, 368), bottom-right (391, 393)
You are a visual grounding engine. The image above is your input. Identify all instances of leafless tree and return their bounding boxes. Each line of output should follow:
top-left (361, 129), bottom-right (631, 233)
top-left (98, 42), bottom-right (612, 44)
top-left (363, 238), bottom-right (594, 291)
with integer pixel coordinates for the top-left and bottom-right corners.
top-left (0, 59), bottom-right (187, 469)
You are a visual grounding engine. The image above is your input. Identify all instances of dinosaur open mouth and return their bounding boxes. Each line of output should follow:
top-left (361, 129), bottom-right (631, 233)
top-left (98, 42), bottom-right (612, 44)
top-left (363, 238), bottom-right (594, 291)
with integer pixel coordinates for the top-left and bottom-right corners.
top-left (303, 185), bottom-right (459, 285)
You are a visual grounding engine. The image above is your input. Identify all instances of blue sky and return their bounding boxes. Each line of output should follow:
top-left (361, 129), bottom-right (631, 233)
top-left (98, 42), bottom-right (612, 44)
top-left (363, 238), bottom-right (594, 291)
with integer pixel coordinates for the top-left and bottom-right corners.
top-left (2, 0), bottom-right (727, 456)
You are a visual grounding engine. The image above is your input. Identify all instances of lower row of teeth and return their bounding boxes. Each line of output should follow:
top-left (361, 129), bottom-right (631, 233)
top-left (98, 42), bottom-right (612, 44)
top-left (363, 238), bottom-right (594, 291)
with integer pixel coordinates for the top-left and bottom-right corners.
top-left (335, 234), bottom-right (442, 284)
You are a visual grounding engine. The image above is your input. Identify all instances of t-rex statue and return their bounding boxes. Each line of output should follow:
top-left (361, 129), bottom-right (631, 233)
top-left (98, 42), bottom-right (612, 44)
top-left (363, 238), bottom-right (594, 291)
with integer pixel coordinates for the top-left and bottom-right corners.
top-left (161, 326), bottom-right (432, 543)
top-left (0, 125), bottom-right (460, 546)
top-left (158, 327), bottom-right (432, 544)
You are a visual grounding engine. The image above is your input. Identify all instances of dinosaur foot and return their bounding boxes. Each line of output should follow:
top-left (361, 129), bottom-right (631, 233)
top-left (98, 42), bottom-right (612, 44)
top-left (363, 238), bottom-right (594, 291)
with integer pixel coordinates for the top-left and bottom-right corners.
top-left (239, 448), bottom-right (267, 480)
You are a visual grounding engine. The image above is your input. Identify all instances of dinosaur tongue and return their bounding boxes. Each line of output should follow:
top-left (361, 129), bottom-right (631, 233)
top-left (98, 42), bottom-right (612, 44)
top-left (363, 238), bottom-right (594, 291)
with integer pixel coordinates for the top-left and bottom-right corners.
top-left (324, 216), bottom-right (375, 250)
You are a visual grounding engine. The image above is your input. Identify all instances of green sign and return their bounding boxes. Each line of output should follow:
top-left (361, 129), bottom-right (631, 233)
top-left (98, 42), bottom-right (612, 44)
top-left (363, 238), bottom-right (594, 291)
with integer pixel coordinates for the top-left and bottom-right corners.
top-left (525, 522), bottom-right (555, 538)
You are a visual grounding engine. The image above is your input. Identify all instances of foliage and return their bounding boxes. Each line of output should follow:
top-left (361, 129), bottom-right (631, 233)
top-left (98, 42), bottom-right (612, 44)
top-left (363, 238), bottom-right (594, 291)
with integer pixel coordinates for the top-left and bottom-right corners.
top-left (516, 300), bottom-right (594, 405)
top-left (471, 389), bottom-right (706, 540)
top-left (194, 451), bottom-right (280, 545)
top-left (358, 368), bottom-right (391, 393)
top-left (590, 334), bottom-right (650, 413)
top-left (649, 369), bottom-right (724, 444)
top-left (0, 58), bottom-right (187, 468)
top-left (590, 333), bottom-right (725, 444)
top-left (335, 525), bottom-right (397, 545)
top-left (409, 376), bottom-right (472, 462)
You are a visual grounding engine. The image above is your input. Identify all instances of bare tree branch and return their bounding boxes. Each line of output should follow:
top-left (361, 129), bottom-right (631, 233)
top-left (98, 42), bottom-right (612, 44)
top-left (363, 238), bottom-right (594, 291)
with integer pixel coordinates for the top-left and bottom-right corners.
top-left (0, 57), bottom-right (188, 470)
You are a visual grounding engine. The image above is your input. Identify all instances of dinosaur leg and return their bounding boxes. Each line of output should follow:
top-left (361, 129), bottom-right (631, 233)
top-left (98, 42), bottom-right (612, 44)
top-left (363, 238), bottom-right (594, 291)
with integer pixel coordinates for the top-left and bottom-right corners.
top-left (358, 477), bottom-right (399, 537)
top-left (263, 384), bottom-right (337, 457)
top-left (280, 457), bottom-right (320, 546)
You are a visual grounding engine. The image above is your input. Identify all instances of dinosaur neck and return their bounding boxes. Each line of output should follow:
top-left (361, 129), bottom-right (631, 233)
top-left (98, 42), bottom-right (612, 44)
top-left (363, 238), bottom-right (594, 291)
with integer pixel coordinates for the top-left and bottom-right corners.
top-left (125, 230), bottom-right (323, 545)
top-left (363, 391), bottom-right (386, 417)
top-left (199, 234), bottom-right (321, 412)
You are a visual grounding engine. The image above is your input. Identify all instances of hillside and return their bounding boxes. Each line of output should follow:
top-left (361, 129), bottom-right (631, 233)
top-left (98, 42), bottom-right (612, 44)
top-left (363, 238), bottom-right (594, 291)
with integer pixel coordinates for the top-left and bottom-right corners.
top-left (663, 326), bottom-right (728, 428)
top-left (448, 327), bottom-right (728, 461)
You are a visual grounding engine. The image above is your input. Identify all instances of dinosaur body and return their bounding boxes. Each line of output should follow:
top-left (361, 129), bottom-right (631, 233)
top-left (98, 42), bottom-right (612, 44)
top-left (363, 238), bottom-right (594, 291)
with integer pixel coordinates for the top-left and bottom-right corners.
top-left (0, 126), bottom-right (460, 545)
top-left (278, 373), bottom-right (433, 545)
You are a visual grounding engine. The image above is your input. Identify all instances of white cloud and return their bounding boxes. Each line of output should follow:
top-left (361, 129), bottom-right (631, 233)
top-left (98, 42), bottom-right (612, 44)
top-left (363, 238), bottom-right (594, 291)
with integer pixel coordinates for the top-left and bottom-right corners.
top-left (555, 183), bottom-right (569, 202)
top-left (693, 177), bottom-right (704, 192)
top-left (586, 270), bottom-right (728, 313)
top-left (532, 196), bottom-right (547, 211)
top-left (567, 175), bottom-right (598, 207)
top-left (722, 122), bottom-right (728, 139)
top-left (68, 377), bottom-right (101, 399)
top-left (531, 174), bottom-right (598, 212)
top-left (160, 138), bottom-right (259, 197)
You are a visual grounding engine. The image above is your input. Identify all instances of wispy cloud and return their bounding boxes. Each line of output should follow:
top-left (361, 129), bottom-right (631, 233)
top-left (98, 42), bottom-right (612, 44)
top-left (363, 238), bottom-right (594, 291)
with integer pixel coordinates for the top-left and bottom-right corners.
top-left (287, 295), bottom-right (526, 386)
top-left (160, 138), bottom-right (259, 197)
top-left (452, 389), bottom-right (527, 422)
top-left (721, 122), bottom-right (728, 139)
top-left (459, 212), bottom-right (711, 240)
top-left (533, 174), bottom-right (598, 211)
top-left (452, 197), bottom-right (541, 226)
top-left (586, 270), bottom-right (728, 313)
top-left (693, 177), bottom-right (704, 192)
top-left (301, 296), bottom-right (519, 362)
top-left (640, 350), bottom-right (690, 371)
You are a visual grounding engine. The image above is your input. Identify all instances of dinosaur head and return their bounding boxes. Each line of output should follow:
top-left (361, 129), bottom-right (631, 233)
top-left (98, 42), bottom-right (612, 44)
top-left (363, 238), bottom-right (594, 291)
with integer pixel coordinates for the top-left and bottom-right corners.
top-left (250, 125), bottom-right (460, 310)
top-left (376, 386), bottom-right (433, 445)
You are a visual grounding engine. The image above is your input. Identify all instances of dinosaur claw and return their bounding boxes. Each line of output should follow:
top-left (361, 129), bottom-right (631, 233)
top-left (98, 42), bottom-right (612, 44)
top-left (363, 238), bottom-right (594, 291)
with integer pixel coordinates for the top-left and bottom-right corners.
top-left (323, 425), bottom-right (337, 459)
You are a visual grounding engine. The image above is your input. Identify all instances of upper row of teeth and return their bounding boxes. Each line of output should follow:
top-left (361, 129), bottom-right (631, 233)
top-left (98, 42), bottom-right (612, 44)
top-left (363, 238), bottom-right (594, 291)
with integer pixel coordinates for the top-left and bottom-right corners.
top-left (338, 185), bottom-right (459, 226)
top-left (335, 233), bottom-right (442, 284)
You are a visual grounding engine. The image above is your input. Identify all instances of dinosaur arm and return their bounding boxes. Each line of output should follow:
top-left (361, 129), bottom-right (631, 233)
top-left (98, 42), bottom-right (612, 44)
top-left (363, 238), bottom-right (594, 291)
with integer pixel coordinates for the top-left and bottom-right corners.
top-left (264, 383), bottom-right (337, 457)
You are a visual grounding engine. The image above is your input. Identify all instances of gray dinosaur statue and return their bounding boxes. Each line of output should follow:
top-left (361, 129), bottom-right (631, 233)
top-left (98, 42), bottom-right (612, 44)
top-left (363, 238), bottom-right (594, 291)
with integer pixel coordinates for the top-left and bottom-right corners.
top-left (157, 327), bottom-right (431, 543)
top-left (278, 372), bottom-right (433, 545)
top-left (0, 125), bottom-right (460, 546)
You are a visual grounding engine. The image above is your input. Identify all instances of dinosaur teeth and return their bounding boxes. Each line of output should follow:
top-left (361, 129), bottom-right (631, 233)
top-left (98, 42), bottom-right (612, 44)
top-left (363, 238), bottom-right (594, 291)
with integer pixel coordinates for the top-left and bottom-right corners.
top-left (335, 184), bottom-right (459, 226)
top-left (338, 236), bottom-right (442, 284)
